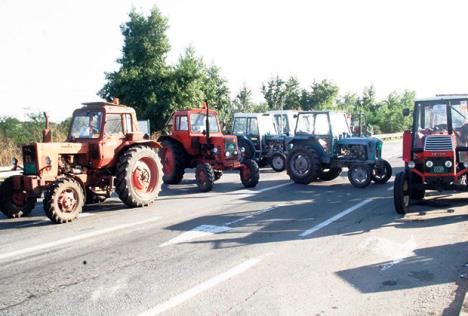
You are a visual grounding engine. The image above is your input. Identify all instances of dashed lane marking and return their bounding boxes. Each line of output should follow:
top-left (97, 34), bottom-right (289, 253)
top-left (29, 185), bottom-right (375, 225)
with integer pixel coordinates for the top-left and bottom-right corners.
top-left (300, 198), bottom-right (374, 237)
top-left (0, 216), bottom-right (160, 263)
top-left (136, 256), bottom-right (263, 316)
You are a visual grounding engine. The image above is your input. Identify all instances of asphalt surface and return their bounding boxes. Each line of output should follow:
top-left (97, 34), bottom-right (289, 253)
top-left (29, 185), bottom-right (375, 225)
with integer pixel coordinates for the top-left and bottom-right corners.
top-left (0, 140), bottom-right (466, 316)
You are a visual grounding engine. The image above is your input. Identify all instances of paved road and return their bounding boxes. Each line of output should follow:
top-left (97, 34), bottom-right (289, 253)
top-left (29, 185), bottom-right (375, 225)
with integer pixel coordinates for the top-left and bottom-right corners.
top-left (0, 140), bottom-right (466, 316)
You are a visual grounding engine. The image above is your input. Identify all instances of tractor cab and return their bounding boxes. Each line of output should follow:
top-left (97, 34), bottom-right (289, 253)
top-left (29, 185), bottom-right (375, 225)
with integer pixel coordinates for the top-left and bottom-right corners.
top-left (394, 95), bottom-right (468, 214)
top-left (403, 96), bottom-right (468, 186)
top-left (68, 100), bottom-right (144, 169)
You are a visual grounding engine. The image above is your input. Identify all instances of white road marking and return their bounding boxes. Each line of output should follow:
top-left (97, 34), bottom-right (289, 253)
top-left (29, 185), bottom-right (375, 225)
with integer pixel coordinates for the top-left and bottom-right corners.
top-left (160, 204), bottom-right (284, 247)
top-left (159, 224), bottom-right (231, 247)
top-left (359, 236), bottom-right (416, 271)
top-left (0, 216), bottom-right (160, 262)
top-left (300, 198), bottom-right (374, 237)
top-left (136, 257), bottom-right (262, 316)
top-left (79, 212), bottom-right (96, 218)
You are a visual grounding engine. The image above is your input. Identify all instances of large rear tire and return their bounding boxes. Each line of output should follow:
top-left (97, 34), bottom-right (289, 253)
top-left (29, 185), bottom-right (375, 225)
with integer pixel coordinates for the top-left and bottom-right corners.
top-left (195, 163), bottom-right (215, 192)
top-left (394, 171), bottom-right (410, 215)
top-left (44, 177), bottom-right (84, 224)
top-left (240, 159), bottom-right (260, 188)
top-left (318, 168), bottom-right (342, 181)
top-left (116, 146), bottom-right (163, 207)
top-left (372, 160), bottom-right (392, 184)
top-left (0, 177), bottom-right (36, 218)
top-left (160, 139), bottom-right (186, 184)
top-left (286, 145), bottom-right (320, 184)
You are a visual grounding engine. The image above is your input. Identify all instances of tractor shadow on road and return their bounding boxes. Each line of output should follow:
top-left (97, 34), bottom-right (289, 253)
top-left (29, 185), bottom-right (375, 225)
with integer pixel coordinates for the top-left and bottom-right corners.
top-left (160, 179), bottom-right (393, 249)
top-left (335, 241), bottom-right (468, 315)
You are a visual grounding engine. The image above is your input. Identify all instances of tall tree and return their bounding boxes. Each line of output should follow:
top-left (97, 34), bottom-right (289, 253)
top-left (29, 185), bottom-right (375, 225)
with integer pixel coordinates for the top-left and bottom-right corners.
top-left (301, 79), bottom-right (339, 110)
top-left (261, 76), bottom-right (287, 110)
top-left (283, 76), bottom-right (302, 110)
top-left (99, 7), bottom-right (172, 131)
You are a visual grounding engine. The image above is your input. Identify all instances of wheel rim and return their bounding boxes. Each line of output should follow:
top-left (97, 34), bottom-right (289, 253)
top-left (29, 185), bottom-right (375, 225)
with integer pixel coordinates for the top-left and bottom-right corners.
top-left (272, 156), bottom-right (284, 170)
top-left (57, 188), bottom-right (79, 213)
top-left (374, 165), bottom-right (387, 180)
top-left (132, 157), bottom-right (158, 194)
top-left (351, 166), bottom-right (368, 184)
top-left (291, 153), bottom-right (310, 176)
top-left (163, 147), bottom-right (175, 175)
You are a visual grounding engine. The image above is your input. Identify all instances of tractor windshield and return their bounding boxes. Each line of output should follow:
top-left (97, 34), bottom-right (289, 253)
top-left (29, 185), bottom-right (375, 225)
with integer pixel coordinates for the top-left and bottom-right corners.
top-left (69, 111), bottom-right (102, 139)
top-left (190, 113), bottom-right (219, 133)
top-left (413, 101), bottom-right (468, 149)
top-left (295, 113), bottom-right (330, 135)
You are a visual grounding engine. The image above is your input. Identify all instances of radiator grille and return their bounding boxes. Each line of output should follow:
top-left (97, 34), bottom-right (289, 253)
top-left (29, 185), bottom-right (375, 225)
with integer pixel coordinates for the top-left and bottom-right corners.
top-left (424, 136), bottom-right (453, 152)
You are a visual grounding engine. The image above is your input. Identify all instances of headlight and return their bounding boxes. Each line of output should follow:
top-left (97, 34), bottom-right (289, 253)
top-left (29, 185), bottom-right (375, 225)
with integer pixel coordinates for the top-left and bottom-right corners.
top-left (408, 161), bottom-right (415, 169)
top-left (425, 160), bottom-right (433, 168)
top-left (225, 151), bottom-right (231, 157)
top-left (234, 151), bottom-right (238, 155)
top-left (464, 162), bottom-right (468, 168)
top-left (240, 147), bottom-right (245, 153)
top-left (45, 156), bottom-right (52, 166)
top-left (212, 147), bottom-right (218, 154)
top-left (445, 160), bottom-right (453, 168)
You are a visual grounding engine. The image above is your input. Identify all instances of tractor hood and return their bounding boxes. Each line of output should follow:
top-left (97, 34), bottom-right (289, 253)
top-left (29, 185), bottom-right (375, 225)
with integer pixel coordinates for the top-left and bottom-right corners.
top-left (336, 136), bottom-right (382, 146)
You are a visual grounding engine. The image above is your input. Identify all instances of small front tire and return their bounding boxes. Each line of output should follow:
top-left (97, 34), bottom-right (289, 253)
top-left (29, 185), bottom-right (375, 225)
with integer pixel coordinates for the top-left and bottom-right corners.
top-left (270, 153), bottom-right (286, 172)
top-left (44, 178), bottom-right (84, 224)
top-left (0, 177), bottom-right (36, 218)
top-left (195, 163), bottom-right (215, 192)
top-left (394, 171), bottom-right (410, 214)
top-left (240, 159), bottom-right (260, 188)
top-left (372, 160), bottom-right (392, 184)
top-left (348, 164), bottom-right (372, 188)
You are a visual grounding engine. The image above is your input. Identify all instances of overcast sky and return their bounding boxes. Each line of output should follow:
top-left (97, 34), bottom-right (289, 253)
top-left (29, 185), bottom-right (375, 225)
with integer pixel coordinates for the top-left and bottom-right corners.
top-left (1, 0), bottom-right (467, 121)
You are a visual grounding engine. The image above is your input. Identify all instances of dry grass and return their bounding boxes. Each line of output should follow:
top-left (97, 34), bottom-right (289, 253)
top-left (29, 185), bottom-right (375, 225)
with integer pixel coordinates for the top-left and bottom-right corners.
top-left (0, 137), bottom-right (21, 167)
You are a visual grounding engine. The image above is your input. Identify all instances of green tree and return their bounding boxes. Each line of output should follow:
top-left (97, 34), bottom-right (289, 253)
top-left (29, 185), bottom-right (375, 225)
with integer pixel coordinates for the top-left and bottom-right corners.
top-left (261, 76), bottom-right (287, 110)
top-left (283, 76), bottom-right (302, 110)
top-left (99, 7), bottom-right (172, 131)
top-left (301, 79), bottom-right (339, 110)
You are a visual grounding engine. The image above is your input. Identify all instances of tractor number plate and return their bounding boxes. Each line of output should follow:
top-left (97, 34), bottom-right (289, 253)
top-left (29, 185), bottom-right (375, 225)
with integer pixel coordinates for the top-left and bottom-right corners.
top-left (432, 166), bottom-right (445, 173)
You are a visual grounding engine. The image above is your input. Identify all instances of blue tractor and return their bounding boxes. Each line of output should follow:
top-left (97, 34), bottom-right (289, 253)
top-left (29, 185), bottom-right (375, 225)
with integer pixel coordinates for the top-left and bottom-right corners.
top-left (286, 111), bottom-right (392, 188)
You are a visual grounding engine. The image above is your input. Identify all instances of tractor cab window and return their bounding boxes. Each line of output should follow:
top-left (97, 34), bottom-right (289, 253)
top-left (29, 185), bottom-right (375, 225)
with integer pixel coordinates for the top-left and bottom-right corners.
top-left (296, 113), bottom-right (314, 134)
top-left (124, 113), bottom-right (133, 133)
top-left (330, 113), bottom-right (351, 137)
top-left (175, 115), bottom-right (188, 131)
top-left (248, 118), bottom-right (259, 136)
top-left (451, 103), bottom-right (468, 146)
top-left (105, 114), bottom-right (124, 136)
top-left (70, 111), bottom-right (102, 139)
top-left (415, 104), bottom-right (448, 148)
top-left (274, 114), bottom-right (289, 135)
top-left (233, 117), bottom-right (247, 134)
top-left (314, 113), bottom-right (330, 135)
top-left (190, 113), bottom-right (219, 133)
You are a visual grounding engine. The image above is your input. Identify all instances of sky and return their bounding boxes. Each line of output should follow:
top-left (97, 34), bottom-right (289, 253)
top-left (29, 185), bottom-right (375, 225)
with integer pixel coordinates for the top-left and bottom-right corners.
top-left (1, 0), bottom-right (468, 122)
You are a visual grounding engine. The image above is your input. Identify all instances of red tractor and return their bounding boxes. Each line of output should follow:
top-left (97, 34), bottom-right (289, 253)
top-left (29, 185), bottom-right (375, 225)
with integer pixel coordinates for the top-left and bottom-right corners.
top-left (158, 102), bottom-right (260, 192)
top-left (394, 95), bottom-right (468, 214)
top-left (0, 99), bottom-right (163, 223)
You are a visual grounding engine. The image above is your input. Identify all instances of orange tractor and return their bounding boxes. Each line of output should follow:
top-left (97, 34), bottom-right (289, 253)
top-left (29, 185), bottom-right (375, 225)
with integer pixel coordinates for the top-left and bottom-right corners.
top-left (0, 100), bottom-right (163, 223)
top-left (158, 102), bottom-right (260, 192)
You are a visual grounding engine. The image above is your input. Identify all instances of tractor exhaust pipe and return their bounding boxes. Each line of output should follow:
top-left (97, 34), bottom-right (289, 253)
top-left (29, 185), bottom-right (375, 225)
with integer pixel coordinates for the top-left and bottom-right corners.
top-left (42, 112), bottom-right (52, 143)
top-left (204, 100), bottom-right (210, 146)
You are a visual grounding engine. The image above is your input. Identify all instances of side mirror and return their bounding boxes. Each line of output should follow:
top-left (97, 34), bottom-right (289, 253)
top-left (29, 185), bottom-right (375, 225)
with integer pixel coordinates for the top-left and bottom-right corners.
top-left (202, 130), bottom-right (206, 135)
top-left (403, 108), bottom-right (410, 117)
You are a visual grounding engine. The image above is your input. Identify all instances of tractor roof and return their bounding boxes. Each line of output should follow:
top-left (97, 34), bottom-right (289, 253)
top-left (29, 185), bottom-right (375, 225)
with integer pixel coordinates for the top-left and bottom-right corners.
top-left (415, 94), bottom-right (468, 102)
top-left (74, 101), bottom-right (136, 114)
top-left (234, 112), bottom-right (271, 118)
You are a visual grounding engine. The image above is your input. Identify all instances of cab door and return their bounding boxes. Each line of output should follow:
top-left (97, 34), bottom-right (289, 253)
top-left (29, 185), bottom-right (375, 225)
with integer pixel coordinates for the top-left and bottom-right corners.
top-left (99, 113), bottom-right (127, 168)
